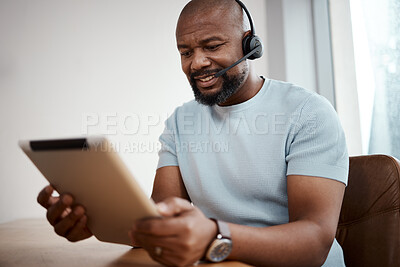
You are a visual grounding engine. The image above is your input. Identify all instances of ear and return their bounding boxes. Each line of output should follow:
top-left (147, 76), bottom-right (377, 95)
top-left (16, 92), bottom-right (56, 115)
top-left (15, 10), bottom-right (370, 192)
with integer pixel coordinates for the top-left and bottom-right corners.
top-left (242, 30), bottom-right (252, 39)
top-left (241, 30), bottom-right (253, 56)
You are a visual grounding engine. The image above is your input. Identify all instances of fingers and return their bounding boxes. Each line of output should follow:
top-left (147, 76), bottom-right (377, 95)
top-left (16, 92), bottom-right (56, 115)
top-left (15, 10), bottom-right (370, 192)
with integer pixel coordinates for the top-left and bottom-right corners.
top-left (132, 232), bottom-right (175, 250)
top-left (134, 197), bottom-right (194, 236)
top-left (131, 198), bottom-right (211, 266)
top-left (133, 232), bottom-right (201, 267)
top-left (64, 215), bottom-right (92, 242)
top-left (131, 197), bottom-right (192, 236)
top-left (37, 185), bottom-right (93, 242)
top-left (46, 194), bottom-right (73, 226)
top-left (53, 205), bottom-right (85, 237)
top-left (37, 185), bottom-right (58, 209)
top-left (130, 233), bottom-right (185, 266)
top-left (156, 197), bottom-right (193, 217)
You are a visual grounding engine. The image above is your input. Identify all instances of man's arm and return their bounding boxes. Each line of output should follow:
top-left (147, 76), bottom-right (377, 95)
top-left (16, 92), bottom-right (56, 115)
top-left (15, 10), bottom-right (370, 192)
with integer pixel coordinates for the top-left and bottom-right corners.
top-left (151, 166), bottom-right (190, 203)
top-left (132, 174), bottom-right (345, 266)
top-left (227, 175), bottom-right (345, 266)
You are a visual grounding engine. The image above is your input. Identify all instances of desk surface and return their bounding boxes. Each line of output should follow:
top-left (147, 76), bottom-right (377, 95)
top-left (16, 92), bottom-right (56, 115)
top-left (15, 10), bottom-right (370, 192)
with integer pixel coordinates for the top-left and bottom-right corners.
top-left (0, 219), bottom-right (250, 267)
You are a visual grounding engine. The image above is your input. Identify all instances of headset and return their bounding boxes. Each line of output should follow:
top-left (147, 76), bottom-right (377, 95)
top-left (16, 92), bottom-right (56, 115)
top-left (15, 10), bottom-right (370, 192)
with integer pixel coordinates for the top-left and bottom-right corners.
top-left (214, 0), bottom-right (264, 77)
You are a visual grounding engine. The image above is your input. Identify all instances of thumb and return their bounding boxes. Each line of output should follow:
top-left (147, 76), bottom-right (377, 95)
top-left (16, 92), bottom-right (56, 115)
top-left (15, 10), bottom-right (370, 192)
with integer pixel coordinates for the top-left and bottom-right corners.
top-left (156, 197), bottom-right (193, 217)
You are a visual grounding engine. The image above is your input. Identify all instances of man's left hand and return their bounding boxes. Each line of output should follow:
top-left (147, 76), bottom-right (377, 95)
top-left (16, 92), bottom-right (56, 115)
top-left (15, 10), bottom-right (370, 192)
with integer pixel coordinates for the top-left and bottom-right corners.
top-left (130, 197), bottom-right (217, 266)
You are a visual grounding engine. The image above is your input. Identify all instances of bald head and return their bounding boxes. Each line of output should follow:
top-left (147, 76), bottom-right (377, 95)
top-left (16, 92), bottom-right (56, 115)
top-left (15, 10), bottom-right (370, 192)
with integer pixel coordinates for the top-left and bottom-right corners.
top-left (176, 0), bottom-right (249, 38)
top-left (179, 0), bottom-right (241, 18)
top-left (175, 0), bottom-right (261, 106)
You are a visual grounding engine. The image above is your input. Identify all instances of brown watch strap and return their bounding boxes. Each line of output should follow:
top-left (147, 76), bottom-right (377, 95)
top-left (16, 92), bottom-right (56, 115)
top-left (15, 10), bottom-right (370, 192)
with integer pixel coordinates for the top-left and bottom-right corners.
top-left (211, 219), bottom-right (231, 239)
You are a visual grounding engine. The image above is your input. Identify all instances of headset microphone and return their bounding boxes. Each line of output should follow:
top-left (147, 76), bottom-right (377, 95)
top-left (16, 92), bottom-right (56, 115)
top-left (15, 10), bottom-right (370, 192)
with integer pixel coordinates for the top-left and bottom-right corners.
top-left (214, 43), bottom-right (262, 78)
top-left (215, 0), bottom-right (263, 78)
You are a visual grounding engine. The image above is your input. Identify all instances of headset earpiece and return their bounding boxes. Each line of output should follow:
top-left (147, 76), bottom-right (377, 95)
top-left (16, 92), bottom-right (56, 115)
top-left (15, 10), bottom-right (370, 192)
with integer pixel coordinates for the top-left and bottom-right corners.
top-left (242, 34), bottom-right (263, 60)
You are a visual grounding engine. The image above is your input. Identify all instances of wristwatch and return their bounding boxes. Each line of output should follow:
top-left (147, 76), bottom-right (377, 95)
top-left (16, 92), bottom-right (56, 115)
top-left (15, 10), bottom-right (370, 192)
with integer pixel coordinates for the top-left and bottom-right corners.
top-left (205, 219), bottom-right (233, 262)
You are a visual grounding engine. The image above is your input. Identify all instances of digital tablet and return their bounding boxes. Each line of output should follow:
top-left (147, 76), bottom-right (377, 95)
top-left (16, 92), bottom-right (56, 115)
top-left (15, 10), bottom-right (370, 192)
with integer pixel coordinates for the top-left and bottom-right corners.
top-left (19, 136), bottom-right (160, 246)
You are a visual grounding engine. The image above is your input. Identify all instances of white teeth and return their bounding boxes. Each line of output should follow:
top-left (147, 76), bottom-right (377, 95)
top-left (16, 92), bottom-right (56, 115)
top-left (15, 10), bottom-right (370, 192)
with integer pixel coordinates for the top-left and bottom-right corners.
top-left (199, 76), bottom-right (214, 82)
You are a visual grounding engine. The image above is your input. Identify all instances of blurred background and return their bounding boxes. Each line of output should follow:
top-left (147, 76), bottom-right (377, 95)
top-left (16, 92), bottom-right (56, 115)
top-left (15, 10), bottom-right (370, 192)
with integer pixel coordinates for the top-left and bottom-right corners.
top-left (1, 0), bottom-right (399, 223)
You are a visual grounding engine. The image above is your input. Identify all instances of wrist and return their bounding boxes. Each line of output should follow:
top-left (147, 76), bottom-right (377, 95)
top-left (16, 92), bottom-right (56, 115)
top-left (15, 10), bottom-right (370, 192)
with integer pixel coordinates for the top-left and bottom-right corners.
top-left (210, 218), bottom-right (219, 235)
top-left (204, 218), bottom-right (218, 250)
top-left (204, 219), bottom-right (233, 262)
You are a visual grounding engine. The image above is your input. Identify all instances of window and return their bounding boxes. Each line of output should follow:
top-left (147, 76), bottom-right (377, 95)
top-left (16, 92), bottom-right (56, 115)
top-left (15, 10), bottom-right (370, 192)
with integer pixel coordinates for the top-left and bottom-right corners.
top-left (350, 0), bottom-right (400, 158)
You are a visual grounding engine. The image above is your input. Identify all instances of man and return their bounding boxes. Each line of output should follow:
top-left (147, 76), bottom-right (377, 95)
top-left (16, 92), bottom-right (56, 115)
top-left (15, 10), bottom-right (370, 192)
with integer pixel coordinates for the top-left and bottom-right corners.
top-left (37, 0), bottom-right (348, 266)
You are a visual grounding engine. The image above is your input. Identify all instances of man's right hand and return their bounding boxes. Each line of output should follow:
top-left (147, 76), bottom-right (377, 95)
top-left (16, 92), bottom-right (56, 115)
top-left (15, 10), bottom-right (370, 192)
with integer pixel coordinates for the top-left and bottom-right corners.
top-left (37, 185), bottom-right (93, 242)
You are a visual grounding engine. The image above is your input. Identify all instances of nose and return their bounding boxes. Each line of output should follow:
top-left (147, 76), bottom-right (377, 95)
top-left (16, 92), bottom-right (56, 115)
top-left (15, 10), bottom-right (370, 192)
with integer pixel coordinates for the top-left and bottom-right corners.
top-left (190, 49), bottom-right (211, 72)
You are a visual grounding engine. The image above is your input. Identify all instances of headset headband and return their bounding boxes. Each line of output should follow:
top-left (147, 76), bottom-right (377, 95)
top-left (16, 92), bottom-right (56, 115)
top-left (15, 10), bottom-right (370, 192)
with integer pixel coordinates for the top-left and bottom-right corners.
top-left (235, 0), bottom-right (256, 35)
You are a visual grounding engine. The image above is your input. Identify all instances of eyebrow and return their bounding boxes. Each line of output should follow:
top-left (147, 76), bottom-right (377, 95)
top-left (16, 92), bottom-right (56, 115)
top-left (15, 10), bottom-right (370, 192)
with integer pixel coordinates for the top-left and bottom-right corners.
top-left (177, 36), bottom-right (225, 49)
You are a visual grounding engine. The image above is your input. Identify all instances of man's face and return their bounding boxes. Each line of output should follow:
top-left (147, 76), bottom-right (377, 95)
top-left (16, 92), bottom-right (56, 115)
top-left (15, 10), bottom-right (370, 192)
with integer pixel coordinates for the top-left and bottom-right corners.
top-left (176, 7), bottom-right (248, 106)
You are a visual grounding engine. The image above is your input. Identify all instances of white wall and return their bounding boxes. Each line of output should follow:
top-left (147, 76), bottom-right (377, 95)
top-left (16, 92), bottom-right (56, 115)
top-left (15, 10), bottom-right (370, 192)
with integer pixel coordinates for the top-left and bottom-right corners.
top-left (266, 0), bottom-right (317, 93)
top-left (0, 0), bottom-right (268, 223)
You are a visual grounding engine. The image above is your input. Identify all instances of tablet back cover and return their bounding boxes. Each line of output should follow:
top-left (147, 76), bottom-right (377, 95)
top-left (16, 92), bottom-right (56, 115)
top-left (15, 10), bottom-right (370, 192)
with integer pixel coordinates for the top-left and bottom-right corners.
top-left (20, 137), bottom-right (159, 246)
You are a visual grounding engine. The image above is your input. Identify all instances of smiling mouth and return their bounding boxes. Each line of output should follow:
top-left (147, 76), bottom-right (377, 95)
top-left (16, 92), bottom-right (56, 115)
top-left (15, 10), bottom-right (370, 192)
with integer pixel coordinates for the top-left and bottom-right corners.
top-left (194, 74), bottom-right (219, 89)
top-left (190, 70), bottom-right (221, 89)
top-left (198, 75), bottom-right (214, 82)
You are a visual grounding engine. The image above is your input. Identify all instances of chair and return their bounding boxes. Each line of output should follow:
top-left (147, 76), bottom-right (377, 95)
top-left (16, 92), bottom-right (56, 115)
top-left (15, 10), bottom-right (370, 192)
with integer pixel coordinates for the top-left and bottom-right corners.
top-left (336, 154), bottom-right (400, 267)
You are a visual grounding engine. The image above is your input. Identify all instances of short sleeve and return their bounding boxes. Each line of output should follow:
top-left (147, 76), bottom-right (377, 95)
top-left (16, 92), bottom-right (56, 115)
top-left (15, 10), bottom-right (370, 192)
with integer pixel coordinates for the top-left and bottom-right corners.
top-left (157, 112), bottom-right (179, 169)
top-left (286, 94), bottom-right (349, 185)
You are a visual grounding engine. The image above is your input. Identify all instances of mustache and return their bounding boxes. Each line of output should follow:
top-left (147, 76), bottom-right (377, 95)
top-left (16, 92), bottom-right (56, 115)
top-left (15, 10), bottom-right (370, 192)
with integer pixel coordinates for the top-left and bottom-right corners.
top-left (190, 69), bottom-right (222, 80)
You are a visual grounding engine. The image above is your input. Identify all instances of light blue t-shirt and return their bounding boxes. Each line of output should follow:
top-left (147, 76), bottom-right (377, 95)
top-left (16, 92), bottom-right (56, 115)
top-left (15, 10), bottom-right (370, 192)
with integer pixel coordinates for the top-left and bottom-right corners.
top-left (157, 79), bottom-right (348, 266)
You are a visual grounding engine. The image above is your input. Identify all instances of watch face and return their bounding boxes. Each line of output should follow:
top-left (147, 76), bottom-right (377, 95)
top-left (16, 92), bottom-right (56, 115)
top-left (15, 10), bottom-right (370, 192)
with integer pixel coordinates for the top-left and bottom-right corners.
top-left (207, 238), bottom-right (233, 262)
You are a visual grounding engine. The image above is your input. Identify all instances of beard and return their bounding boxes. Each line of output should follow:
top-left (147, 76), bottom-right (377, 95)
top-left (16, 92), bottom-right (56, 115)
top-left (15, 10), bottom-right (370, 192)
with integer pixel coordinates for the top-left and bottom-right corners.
top-left (190, 67), bottom-right (247, 106)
